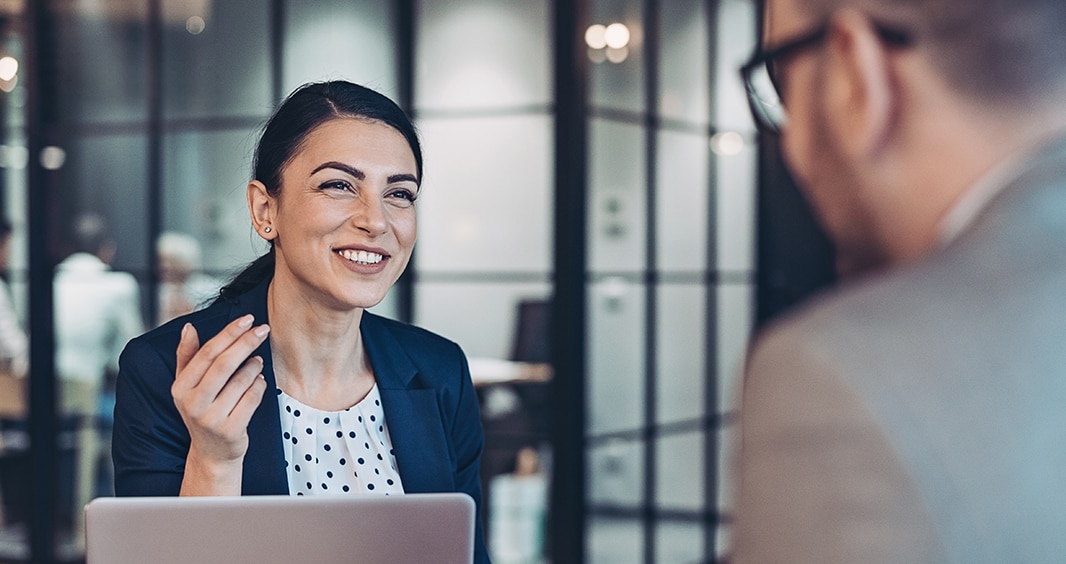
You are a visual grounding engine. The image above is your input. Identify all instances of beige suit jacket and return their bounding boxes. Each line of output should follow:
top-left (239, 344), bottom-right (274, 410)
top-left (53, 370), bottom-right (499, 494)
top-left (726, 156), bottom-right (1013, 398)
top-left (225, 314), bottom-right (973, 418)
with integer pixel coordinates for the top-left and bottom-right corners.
top-left (731, 136), bottom-right (1066, 563)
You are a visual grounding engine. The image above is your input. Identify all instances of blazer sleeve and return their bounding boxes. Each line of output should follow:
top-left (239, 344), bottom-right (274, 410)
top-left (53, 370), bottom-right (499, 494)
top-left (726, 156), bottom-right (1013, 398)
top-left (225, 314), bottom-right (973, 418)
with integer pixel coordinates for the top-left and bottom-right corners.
top-left (112, 335), bottom-right (190, 496)
top-left (729, 328), bottom-right (943, 563)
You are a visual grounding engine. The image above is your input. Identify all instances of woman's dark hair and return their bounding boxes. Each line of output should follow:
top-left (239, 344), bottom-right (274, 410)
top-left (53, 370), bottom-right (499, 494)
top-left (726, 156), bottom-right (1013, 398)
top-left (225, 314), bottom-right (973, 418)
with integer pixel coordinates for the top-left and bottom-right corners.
top-left (216, 81), bottom-right (422, 303)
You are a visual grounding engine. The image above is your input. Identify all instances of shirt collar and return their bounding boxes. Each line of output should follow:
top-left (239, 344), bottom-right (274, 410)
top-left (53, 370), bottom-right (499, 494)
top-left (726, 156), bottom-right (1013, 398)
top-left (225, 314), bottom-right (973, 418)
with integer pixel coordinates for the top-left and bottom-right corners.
top-left (937, 133), bottom-right (1066, 246)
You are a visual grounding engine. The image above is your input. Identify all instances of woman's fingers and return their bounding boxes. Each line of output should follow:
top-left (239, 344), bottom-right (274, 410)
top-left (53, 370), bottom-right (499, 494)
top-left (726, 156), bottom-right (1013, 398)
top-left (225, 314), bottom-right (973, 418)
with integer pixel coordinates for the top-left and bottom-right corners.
top-left (209, 355), bottom-right (265, 416)
top-left (227, 373), bottom-right (268, 429)
top-left (175, 322), bottom-right (201, 375)
top-left (174, 315), bottom-right (270, 402)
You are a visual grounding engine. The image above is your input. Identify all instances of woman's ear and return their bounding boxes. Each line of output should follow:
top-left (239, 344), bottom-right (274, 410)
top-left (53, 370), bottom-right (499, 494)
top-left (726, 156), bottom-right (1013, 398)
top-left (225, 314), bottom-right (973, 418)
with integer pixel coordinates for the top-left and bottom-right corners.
top-left (823, 9), bottom-right (897, 159)
top-left (247, 180), bottom-right (276, 240)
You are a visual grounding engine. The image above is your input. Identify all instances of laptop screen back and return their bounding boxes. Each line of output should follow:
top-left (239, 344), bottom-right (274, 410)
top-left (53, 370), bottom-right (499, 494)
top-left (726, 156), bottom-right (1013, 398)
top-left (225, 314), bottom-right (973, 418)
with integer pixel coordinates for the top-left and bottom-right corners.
top-left (85, 493), bottom-right (475, 564)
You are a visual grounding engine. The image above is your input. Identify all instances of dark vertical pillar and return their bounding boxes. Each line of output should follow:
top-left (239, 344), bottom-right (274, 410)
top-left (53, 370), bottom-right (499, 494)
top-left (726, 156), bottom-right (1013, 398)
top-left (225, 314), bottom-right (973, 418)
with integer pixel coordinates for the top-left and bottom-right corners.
top-left (25, 1), bottom-right (58, 561)
top-left (270, 0), bottom-right (285, 104)
top-left (703, 1), bottom-right (722, 560)
top-left (642, 0), bottom-right (661, 561)
top-left (146, 0), bottom-right (163, 328)
top-left (552, 0), bottom-right (589, 562)
top-left (394, 0), bottom-right (416, 324)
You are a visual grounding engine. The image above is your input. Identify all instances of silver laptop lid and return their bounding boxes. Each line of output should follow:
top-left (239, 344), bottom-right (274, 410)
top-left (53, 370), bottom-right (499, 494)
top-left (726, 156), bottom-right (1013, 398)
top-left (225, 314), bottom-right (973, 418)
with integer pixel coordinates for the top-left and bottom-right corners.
top-left (85, 493), bottom-right (475, 564)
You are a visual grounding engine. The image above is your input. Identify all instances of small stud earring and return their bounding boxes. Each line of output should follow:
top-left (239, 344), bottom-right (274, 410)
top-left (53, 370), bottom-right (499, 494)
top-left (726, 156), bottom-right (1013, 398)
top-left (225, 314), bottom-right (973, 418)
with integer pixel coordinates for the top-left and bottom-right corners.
top-left (264, 226), bottom-right (272, 233)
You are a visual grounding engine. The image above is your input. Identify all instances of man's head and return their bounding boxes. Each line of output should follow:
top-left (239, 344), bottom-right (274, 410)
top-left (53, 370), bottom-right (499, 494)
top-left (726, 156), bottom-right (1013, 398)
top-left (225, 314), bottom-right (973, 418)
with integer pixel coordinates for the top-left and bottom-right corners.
top-left (748, 0), bottom-right (1066, 275)
top-left (71, 213), bottom-right (116, 264)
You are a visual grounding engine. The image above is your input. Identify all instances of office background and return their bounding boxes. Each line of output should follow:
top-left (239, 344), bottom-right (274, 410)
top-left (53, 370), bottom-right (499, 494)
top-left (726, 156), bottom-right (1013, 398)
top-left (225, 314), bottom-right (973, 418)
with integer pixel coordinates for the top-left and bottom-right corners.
top-left (0, 1), bottom-right (835, 562)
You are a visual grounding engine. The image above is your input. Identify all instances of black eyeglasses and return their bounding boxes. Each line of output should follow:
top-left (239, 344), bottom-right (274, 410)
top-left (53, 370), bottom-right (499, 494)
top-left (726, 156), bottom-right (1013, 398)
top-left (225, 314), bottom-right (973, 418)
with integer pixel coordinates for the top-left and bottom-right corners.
top-left (740, 22), bottom-right (912, 133)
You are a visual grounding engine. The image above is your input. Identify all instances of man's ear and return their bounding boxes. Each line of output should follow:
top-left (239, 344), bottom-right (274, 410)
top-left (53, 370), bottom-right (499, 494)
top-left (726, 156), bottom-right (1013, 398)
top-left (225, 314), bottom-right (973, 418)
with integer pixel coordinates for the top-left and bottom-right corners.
top-left (247, 180), bottom-right (276, 240)
top-left (823, 9), bottom-right (897, 159)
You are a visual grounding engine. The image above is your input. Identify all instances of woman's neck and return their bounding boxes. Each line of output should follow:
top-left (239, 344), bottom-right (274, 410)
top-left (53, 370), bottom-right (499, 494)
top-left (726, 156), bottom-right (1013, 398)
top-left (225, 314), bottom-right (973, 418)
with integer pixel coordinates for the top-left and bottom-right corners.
top-left (265, 279), bottom-right (375, 411)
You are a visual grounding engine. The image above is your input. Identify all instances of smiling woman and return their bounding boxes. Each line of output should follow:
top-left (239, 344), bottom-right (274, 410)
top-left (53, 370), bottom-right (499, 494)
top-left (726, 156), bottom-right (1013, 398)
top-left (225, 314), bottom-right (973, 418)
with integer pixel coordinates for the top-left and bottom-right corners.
top-left (110, 81), bottom-right (490, 563)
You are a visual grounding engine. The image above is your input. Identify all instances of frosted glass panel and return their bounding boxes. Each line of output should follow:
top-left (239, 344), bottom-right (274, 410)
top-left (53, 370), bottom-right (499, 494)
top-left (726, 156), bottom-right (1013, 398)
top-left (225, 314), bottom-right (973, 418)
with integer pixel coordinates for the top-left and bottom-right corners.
top-left (588, 278), bottom-right (645, 435)
top-left (162, 0), bottom-right (272, 119)
top-left (716, 0), bottom-right (758, 132)
top-left (163, 130), bottom-right (262, 274)
top-left (589, 119), bottom-right (646, 273)
top-left (655, 431), bottom-right (705, 511)
top-left (718, 423), bottom-right (740, 513)
top-left (717, 146), bottom-right (757, 272)
top-left (717, 283), bottom-right (754, 414)
top-left (590, 0), bottom-right (645, 114)
top-left (656, 130), bottom-right (709, 272)
top-left (416, 0), bottom-right (551, 110)
top-left (416, 115), bottom-right (552, 273)
top-left (656, 284), bottom-right (706, 425)
top-left (414, 281), bottom-right (551, 359)
top-left (656, 522), bottom-right (705, 564)
top-left (63, 135), bottom-right (150, 274)
top-left (283, 0), bottom-right (397, 97)
top-left (588, 517), bottom-right (643, 564)
top-left (659, 0), bottom-right (709, 125)
top-left (588, 440), bottom-right (644, 508)
top-left (54, 2), bottom-right (148, 124)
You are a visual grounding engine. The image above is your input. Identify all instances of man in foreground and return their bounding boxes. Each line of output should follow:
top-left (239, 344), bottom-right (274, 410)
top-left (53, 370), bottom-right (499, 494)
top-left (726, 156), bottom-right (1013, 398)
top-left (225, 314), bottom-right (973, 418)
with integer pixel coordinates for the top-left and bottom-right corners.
top-left (732, 0), bottom-right (1066, 561)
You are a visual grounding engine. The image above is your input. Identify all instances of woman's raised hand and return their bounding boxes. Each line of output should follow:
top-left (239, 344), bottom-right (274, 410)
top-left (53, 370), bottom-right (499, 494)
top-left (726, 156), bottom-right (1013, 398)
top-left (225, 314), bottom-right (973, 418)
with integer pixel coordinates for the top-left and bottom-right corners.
top-left (171, 314), bottom-right (270, 495)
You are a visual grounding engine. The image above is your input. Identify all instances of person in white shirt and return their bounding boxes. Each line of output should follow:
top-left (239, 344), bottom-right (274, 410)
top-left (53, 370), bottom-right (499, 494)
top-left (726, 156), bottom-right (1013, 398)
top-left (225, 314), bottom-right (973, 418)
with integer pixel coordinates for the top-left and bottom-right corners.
top-left (0, 219), bottom-right (26, 379)
top-left (155, 231), bottom-right (221, 326)
top-left (54, 212), bottom-right (144, 548)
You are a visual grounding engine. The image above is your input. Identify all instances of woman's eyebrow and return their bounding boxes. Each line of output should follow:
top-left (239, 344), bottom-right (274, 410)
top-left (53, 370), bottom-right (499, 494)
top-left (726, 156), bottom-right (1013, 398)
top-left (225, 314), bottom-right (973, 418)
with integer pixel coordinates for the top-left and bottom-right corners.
top-left (310, 161), bottom-right (418, 185)
top-left (310, 161), bottom-right (364, 179)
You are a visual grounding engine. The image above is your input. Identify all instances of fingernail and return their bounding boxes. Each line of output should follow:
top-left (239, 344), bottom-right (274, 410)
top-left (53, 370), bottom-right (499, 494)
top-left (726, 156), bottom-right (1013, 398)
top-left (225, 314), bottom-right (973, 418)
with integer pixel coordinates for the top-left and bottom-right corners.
top-left (254, 324), bottom-right (270, 338)
top-left (238, 314), bottom-right (254, 329)
top-left (181, 323), bottom-right (191, 338)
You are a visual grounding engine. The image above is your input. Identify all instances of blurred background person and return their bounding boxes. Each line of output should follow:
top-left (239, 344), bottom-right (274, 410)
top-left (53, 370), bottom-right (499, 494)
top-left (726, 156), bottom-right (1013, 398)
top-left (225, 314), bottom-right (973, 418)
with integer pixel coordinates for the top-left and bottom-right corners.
top-left (54, 212), bottom-right (144, 549)
top-left (155, 231), bottom-right (221, 326)
top-left (0, 218), bottom-right (26, 380)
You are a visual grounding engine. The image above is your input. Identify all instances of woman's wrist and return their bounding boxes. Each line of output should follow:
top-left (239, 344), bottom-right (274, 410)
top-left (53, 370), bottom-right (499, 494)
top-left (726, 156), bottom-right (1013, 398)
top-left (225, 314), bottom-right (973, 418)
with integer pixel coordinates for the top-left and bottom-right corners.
top-left (180, 447), bottom-right (245, 496)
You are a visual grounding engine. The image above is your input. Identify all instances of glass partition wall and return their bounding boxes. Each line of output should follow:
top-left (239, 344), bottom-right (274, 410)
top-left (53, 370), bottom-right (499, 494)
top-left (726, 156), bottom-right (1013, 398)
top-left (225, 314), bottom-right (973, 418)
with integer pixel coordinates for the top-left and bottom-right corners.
top-left (583, 1), bottom-right (755, 562)
top-left (4, 1), bottom-right (756, 561)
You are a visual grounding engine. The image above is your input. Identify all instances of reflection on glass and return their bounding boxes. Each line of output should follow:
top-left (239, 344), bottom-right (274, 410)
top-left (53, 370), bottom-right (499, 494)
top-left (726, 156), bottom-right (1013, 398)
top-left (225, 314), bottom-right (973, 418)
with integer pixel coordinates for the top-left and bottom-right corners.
top-left (710, 131), bottom-right (745, 156)
top-left (185, 16), bottom-right (206, 35)
top-left (0, 56), bottom-right (17, 81)
top-left (604, 23), bottom-right (630, 48)
top-left (585, 24), bottom-right (607, 49)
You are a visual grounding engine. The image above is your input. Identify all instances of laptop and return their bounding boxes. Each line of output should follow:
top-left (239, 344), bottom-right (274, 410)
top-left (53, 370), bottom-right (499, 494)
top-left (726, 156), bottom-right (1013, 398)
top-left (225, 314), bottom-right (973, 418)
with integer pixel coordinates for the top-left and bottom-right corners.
top-left (84, 493), bottom-right (475, 564)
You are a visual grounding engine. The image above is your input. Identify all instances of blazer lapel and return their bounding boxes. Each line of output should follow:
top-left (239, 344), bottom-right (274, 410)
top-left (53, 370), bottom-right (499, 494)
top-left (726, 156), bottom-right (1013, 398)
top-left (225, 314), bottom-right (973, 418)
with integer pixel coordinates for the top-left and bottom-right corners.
top-left (229, 280), bottom-right (288, 495)
top-left (363, 314), bottom-right (456, 493)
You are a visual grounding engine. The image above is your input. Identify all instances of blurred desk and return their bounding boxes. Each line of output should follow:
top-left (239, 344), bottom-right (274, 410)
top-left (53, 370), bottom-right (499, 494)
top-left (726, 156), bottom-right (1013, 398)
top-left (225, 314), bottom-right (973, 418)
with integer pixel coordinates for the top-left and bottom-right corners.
top-left (471, 357), bottom-right (552, 562)
top-left (468, 357), bottom-right (552, 387)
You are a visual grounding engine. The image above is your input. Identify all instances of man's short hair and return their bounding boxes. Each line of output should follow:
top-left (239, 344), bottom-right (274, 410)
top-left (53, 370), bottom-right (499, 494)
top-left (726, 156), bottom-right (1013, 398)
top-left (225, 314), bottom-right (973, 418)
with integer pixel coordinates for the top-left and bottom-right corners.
top-left (795, 0), bottom-right (1066, 106)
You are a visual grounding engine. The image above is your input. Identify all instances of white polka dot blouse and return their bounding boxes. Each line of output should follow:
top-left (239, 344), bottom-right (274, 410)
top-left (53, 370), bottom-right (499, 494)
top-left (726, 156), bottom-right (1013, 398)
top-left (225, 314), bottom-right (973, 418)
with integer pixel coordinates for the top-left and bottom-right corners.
top-left (277, 383), bottom-right (404, 496)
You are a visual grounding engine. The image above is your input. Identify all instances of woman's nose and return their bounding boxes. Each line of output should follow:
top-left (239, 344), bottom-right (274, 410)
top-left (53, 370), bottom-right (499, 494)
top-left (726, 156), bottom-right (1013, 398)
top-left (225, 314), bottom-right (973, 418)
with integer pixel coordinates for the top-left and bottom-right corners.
top-left (352, 193), bottom-right (388, 235)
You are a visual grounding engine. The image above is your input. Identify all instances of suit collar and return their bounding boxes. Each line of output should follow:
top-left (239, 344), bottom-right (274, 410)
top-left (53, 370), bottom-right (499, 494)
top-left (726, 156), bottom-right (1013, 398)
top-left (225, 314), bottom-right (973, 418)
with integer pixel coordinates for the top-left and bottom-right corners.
top-left (360, 313), bottom-right (418, 390)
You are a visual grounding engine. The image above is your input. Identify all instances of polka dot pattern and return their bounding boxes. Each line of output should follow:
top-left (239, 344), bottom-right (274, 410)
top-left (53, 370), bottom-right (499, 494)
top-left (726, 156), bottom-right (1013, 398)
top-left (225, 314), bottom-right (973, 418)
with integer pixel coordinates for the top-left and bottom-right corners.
top-left (278, 384), bottom-right (404, 497)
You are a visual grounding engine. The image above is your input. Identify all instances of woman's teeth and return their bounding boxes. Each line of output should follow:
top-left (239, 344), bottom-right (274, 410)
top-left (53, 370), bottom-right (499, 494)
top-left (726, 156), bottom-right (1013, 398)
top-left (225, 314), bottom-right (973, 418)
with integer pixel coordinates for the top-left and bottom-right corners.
top-left (338, 249), bottom-right (384, 264)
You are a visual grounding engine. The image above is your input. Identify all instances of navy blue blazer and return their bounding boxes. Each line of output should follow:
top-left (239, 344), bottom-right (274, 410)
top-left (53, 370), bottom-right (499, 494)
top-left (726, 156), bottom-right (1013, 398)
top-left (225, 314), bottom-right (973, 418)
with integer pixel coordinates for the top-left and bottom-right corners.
top-left (112, 278), bottom-right (490, 563)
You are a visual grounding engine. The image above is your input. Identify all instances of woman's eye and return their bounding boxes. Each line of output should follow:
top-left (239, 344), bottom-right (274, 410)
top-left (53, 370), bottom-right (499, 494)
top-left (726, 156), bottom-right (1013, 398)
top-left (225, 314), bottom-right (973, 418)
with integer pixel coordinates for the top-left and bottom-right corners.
top-left (388, 189), bottom-right (417, 205)
top-left (320, 180), bottom-right (353, 192)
